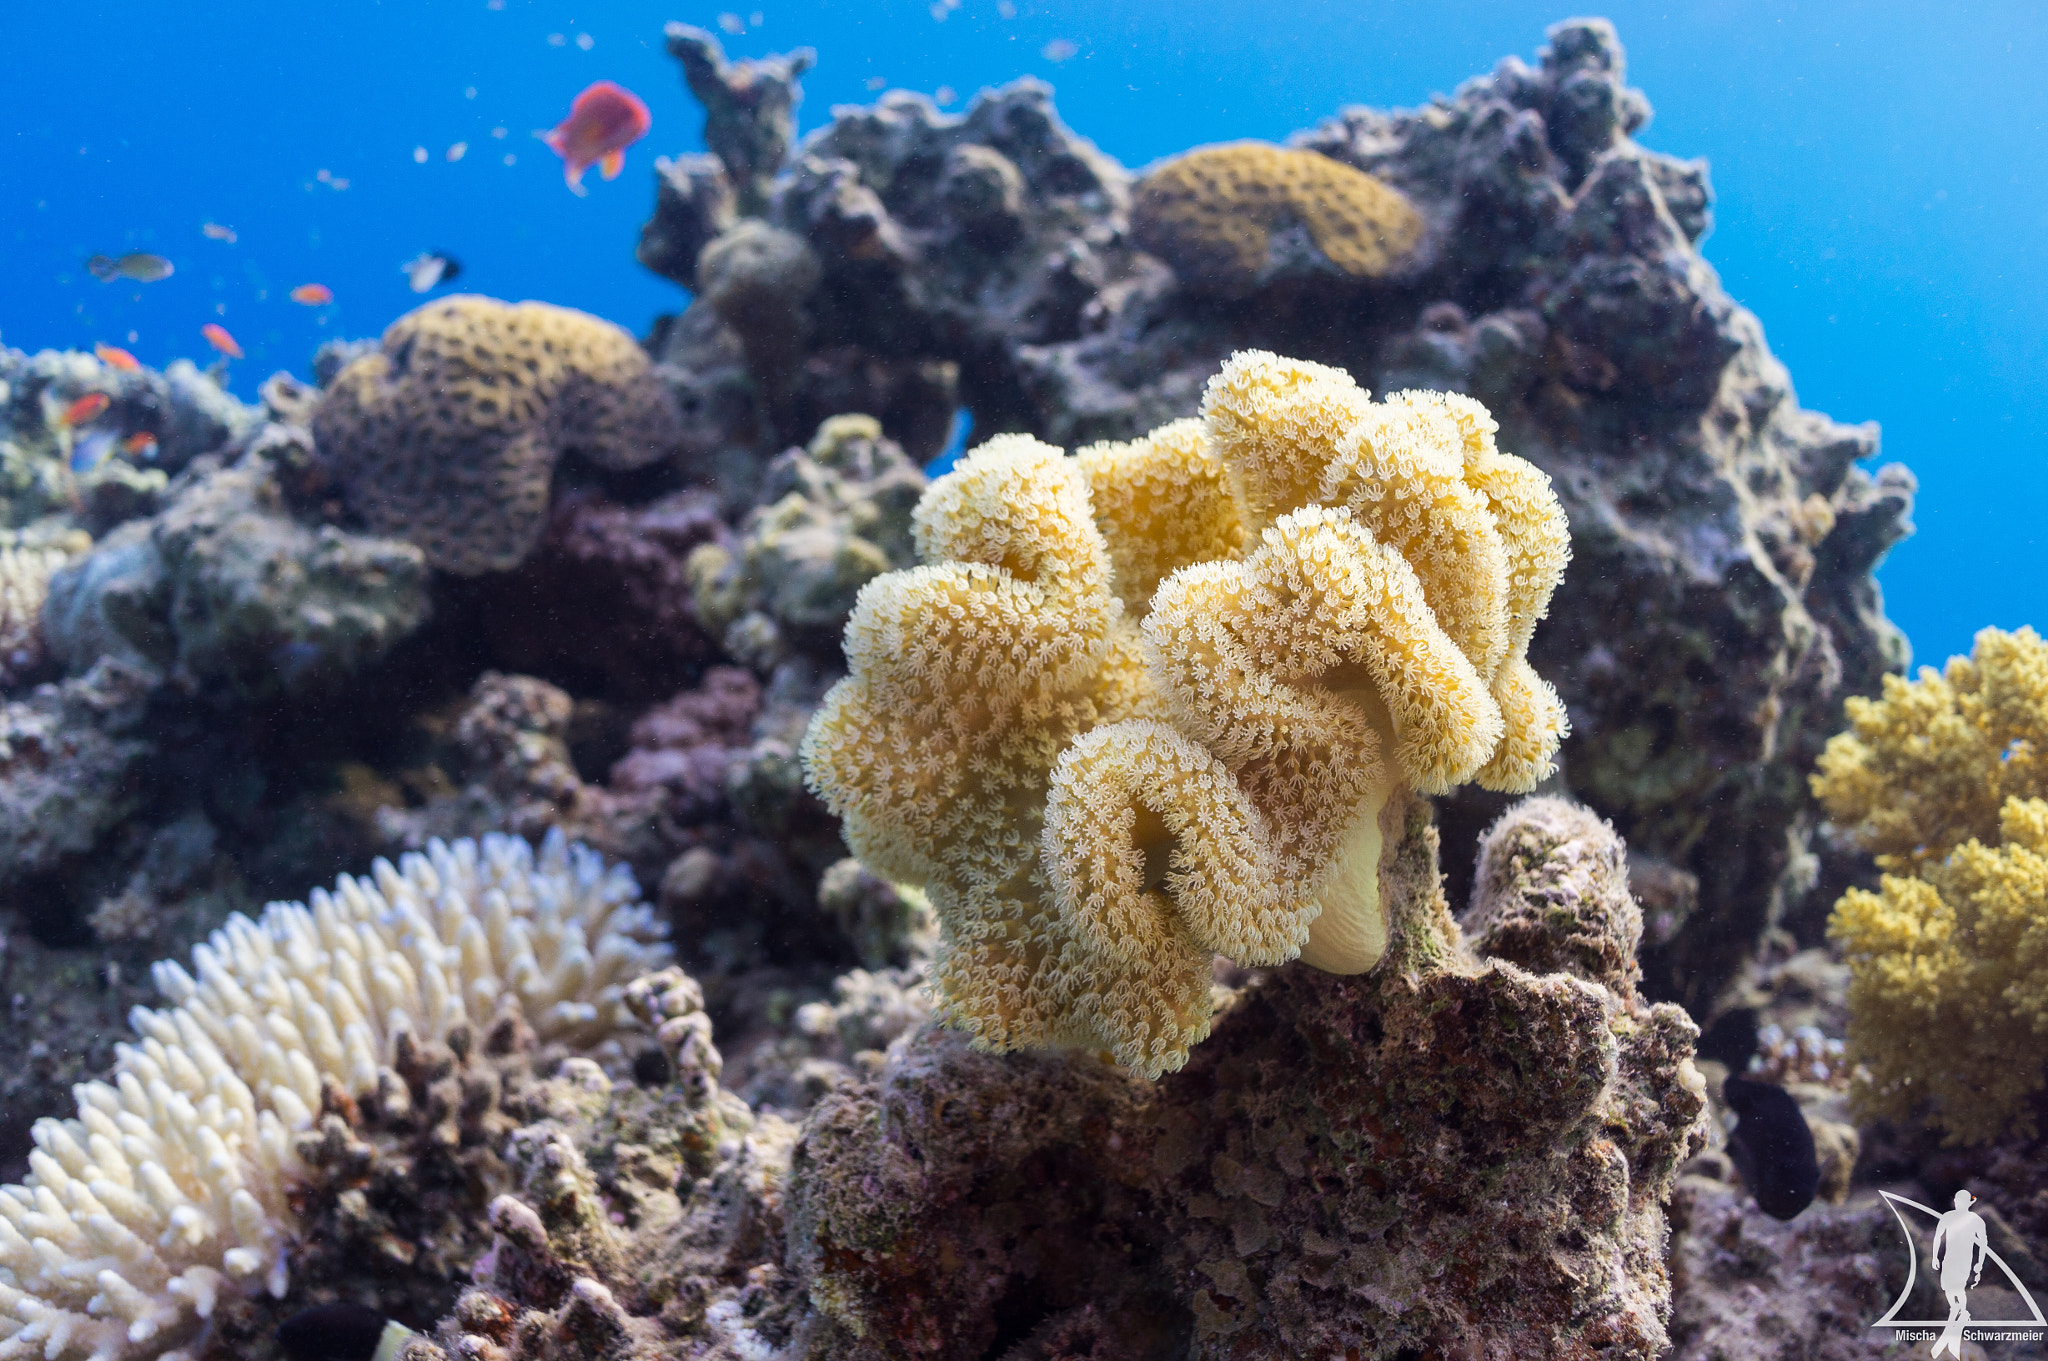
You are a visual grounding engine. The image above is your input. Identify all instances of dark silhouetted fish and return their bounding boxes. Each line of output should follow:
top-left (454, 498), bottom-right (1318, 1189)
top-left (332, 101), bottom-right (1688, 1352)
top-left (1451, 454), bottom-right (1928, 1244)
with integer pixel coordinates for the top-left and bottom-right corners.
top-left (1695, 1006), bottom-right (1759, 1071)
top-left (1723, 1073), bottom-right (1820, 1221)
top-left (276, 1302), bottom-right (414, 1361)
top-left (401, 251), bottom-right (462, 293)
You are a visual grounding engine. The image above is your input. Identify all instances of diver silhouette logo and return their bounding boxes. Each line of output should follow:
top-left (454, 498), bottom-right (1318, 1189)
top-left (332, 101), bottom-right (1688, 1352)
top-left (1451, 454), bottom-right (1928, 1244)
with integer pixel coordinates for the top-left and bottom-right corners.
top-left (1932, 1191), bottom-right (1989, 1356)
top-left (1872, 1188), bottom-right (2046, 1355)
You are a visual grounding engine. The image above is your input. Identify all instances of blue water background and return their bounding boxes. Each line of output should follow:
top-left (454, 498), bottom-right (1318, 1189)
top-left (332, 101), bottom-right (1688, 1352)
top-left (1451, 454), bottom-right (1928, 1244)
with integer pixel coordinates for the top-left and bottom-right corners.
top-left (3, 0), bottom-right (2042, 668)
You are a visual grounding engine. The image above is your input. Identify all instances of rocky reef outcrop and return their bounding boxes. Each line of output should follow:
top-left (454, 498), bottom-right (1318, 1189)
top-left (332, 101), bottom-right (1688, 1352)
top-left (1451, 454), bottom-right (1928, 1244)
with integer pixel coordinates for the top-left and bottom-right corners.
top-left (640, 18), bottom-right (1914, 1010)
top-left (380, 796), bottom-right (1704, 1361)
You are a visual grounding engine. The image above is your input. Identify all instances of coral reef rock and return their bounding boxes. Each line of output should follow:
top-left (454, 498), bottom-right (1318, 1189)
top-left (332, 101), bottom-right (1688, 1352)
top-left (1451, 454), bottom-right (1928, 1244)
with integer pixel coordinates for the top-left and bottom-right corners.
top-left (783, 796), bottom-right (1708, 1358)
top-left (687, 413), bottom-right (927, 671)
top-left (43, 456), bottom-right (429, 700)
top-left (644, 17), bottom-right (1915, 1010)
top-left (0, 657), bottom-right (155, 893)
top-left (402, 966), bottom-right (805, 1361)
top-left (1, 346), bottom-right (257, 537)
top-left (311, 297), bottom-right (684, 576)
top-left (370, 666), bottom-right (843, 971)
top-left (471, 488), bottom-right (730, 703)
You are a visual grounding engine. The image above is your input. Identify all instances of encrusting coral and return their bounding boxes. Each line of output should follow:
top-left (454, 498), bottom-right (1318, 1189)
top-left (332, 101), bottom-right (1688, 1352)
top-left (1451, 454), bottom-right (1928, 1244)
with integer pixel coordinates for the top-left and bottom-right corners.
top-left (0, 831), bottom-right (670, 1361)
top-left (310, 297), bottom-right (684, 576)
top-left (1813, 626), bottom-right (2048, 1143)
top-left (687, 414), bottom-right (927, 670)
top-left (802, 349), bottom-right (1570, 1077)
top-left (1130, 142), bottom-right (1426, 296)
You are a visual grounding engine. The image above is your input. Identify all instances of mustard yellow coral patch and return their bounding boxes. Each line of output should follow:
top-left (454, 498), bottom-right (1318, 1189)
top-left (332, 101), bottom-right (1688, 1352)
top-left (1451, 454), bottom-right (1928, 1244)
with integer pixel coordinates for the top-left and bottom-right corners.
top-left (1819, 627), bottom-right (2048, 1142)
top-left (1130, 142), bottom-right (1425, 297)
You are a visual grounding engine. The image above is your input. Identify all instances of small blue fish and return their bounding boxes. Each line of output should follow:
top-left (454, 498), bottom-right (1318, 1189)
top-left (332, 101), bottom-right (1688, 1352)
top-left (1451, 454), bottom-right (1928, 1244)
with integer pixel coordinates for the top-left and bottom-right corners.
top-left (69, 429), bottom-right (117, 474)
top-left (1723, 1073), bottom-right (1820, 1221)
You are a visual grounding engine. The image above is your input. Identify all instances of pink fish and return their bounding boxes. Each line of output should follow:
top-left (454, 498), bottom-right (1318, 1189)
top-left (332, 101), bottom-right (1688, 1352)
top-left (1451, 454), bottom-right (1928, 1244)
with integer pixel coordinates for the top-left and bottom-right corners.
top-left (540, 80), bottom-right (650, 194)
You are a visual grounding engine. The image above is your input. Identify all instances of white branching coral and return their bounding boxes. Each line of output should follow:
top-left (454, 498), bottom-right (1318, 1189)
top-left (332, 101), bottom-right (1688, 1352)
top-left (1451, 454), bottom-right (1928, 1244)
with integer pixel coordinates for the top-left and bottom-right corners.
top-left (0, 831), bottom-right (669, 1361)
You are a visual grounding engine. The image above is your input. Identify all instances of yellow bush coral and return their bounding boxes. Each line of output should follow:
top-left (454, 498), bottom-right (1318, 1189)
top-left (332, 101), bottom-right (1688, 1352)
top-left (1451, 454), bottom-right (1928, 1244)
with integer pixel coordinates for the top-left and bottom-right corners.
top-left (1130, 143), bottom-right (1425, 297)
top-left (311, 296), bottom-right (684, 575)
top-left (1830, 798), bottom-right (2048, 1143)
top-left (1814, 625), bottom-right (2048, 872)
top-left (1816, 626), bottom-right (2048, 1141)
top-left (802, 351), bottom-right (1571, 1077)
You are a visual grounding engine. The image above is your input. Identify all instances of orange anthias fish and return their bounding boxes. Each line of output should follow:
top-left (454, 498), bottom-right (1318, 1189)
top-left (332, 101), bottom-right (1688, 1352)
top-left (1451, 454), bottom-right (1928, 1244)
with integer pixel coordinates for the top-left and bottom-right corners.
top-left (94, 343), bottom-right (140, 371)
top-left (122, 432), bottom-right (159, 457)
top-left (62, 393), bottom-right (111, 426)
top-left (201, 323), bottom-right (244, 359)
top-left (541, 80), bottom-right (651, 194)
top-left (290, 283), bottom-right (334, 305)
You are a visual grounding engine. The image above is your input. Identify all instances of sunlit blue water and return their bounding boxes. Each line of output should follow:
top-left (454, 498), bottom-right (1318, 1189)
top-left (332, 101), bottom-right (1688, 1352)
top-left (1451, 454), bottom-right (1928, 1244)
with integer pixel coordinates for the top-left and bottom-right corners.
top-left (4, 0), bottom-right (2042, 666)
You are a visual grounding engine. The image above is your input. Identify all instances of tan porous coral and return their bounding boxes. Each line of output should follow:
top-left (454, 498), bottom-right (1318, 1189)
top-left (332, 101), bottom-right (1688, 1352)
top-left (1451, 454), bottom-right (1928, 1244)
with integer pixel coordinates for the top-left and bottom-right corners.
top-left (1130, 142), bottom-right (1425, 296)
top-left (0, 831), bottom-right (669, 1361)
top-left (311, 296), bottom-right (684, 575)
top-left (802, 350), bottom-right (1570, 1077)
top-left (0, 535), bottom-right (88, 685)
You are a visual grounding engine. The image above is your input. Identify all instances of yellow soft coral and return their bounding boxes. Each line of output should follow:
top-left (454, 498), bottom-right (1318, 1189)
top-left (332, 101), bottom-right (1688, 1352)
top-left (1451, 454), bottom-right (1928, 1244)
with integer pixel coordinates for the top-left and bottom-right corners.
top-left (1130, 143), bottom-right (1426, 297)
top-left (802, 351), bottom-right (1571, 1077)
top-left (1830, 797), bottom-right (2048, 1143)
top-left (1816, 626), bottom-right (2048, 1141)
top-left (1814, 626), bottom-right (2048, 872)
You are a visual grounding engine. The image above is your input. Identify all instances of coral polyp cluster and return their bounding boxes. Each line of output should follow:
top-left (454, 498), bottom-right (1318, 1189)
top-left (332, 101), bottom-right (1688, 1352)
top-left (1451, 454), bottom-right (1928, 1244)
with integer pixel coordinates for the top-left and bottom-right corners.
top-left (802, 349), bottom-right (1570, 1076)
top-left (0, 832), bottom-right (667, 1361)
